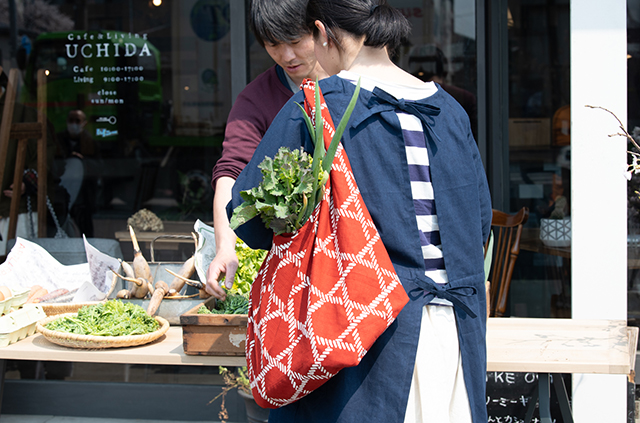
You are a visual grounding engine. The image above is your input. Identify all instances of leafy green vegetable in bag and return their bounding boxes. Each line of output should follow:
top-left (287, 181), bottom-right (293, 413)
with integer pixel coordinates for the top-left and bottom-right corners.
top-left (230, 79), bottom-right (361, 236)
top-left (45, 300), bottom-right (160, 336)
top-left (230, 147), bottom-right (317, 235)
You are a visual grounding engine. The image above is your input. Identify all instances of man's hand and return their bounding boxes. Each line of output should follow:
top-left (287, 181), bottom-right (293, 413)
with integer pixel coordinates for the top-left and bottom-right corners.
top-left (2, 182), bottom-right (25, 198)
top-left (205, 246), bottom-right (238, 300)
top-left (205, 176), bottom-right (240, 300)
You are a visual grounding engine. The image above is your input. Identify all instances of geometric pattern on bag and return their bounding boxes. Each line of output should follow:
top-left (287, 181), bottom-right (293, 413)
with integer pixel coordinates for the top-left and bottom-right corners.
top-left (246, 79), bottom-right (409, 409)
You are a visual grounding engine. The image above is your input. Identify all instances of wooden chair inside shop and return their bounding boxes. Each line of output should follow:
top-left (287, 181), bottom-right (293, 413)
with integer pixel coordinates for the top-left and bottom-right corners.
top-left (0, 67), bottom-right (48, 242)
top-left (484, 207), bottom-right (529, 317)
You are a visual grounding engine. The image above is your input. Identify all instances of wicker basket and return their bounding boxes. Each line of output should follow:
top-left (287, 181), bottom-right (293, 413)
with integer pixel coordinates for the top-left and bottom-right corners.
top-left (36, 313), bottom-right (169, 349)
top-left (39, 302), bottom-right (102, 317)
top-left (38, 271), bottom-right (119, 317)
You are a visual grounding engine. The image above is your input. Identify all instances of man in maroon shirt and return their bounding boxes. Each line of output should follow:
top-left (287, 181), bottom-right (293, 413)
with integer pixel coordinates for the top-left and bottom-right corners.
top-left (206, 0), bottom-right (326, 298)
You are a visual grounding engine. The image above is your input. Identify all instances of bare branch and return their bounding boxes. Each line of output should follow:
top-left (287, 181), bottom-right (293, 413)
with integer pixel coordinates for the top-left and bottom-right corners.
top-left (586, 105), bottom-right (640, 152)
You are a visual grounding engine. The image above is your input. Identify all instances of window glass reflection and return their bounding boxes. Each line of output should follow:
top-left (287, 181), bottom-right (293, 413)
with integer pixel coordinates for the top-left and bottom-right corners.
top-left (507, 0), bottom-right (572, 318)
top-left (627, 0), bottom-right (640, 324)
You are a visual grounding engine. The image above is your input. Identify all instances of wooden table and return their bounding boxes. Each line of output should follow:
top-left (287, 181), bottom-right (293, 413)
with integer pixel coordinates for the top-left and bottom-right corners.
top-left (0, 326), bottom-right (245, 417)
top-left (487, 318), bottom-right (638, 423)
top-left (0, 326), bottom-right (245, 367)
top-left (0, 319), bottom-right (637, 422)
top-left (487, 318), bottom-right (636, 375)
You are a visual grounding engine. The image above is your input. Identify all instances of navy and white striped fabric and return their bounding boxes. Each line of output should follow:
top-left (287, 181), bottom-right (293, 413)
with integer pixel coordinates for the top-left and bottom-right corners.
top-left (338, 71), bottom-right (451, 306)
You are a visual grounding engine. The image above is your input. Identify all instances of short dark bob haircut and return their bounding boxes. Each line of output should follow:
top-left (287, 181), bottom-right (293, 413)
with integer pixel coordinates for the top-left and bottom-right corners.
top-left (250, 0), bottom-right (313, 47)
top-left (306, 0), bottom-right (411, 54)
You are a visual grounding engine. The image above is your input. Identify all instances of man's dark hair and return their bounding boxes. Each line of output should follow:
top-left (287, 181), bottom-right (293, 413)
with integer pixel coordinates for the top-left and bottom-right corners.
top-left (250, 0), bottom-right (311, 47)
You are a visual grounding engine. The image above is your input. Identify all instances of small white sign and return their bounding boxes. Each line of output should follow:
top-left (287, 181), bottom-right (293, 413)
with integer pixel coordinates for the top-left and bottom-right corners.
top-left (73, 280), bottom-right (108, 302)
top-left (83, 235), bottom-right (120, 295)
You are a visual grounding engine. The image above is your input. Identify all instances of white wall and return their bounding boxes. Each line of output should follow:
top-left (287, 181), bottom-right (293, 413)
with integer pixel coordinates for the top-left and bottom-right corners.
top-left (571, 0), bottom-right (628, 421)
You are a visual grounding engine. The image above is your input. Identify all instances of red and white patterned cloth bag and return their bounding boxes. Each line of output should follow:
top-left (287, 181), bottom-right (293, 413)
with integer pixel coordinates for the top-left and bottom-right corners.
top-left (246, 79), bottom-right (409, 409)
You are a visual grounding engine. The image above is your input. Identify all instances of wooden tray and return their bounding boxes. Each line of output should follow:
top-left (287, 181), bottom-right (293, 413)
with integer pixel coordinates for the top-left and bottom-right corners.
top-left (180, 297), bottom-right (247, 356)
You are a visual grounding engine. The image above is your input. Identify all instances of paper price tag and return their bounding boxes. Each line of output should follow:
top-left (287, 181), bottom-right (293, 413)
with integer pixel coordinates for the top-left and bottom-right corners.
top-left (73, 281), bottom-right (108, 302)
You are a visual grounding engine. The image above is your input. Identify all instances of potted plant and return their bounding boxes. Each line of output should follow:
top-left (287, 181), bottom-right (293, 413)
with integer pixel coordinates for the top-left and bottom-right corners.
top-left (211, 366), bottom-right (269, 423)
top-left (540, 195), bottom-right (571, 247)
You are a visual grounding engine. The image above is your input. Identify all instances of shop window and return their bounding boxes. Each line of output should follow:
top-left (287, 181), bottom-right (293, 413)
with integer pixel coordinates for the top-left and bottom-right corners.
top-left (507, 0), bottom-right (571, 318)
top-left (3, 0), bottom-right (229, 248)
top-left (627, 0), bottom-right (640, 325)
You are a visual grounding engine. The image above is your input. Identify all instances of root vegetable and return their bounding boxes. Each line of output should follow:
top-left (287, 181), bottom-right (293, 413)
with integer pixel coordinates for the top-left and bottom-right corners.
top-left (146, 280), bottom-right (169, 316)
top-left (47, 288), bottom-right (79, 304)
top-left (116, 289), bottom-right (131, 299)
top-left (27, 285), bottom-right (42, 302)
top-left (129, 225), bottom-right (153, 284)
top-left (111, 270), bottom-right (150, 299)
top-left (133, 278), bottom-right (149, 298)
top-left (33, 288), bottom-right (70, 303)
top-left (119, 259), bottom-right (136, 279)
top-left (165, 267), bottom-right (204, 291)
top-left (130, 278), bottom-right (149, 298)
top-left (119, 259), bottom-right (137, 297)
top-left (27, 287), bottom-right (49, 304)
top-left (167, 256), bottom-right (196, 296)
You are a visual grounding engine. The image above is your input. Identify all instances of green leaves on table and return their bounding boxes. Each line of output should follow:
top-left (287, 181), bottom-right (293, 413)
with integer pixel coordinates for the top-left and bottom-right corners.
top-left (45, 300), bottom-right (160, 336)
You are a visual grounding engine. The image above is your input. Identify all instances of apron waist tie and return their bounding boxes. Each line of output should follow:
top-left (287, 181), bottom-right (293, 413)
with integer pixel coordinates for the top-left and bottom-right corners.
top-left (409, 278), bottom-right (478, 318)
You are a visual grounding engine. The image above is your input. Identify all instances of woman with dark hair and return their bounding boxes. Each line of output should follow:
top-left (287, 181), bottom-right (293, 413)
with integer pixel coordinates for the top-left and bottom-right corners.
top-left (207, 0), bottom-right (326, 299)
top-left (229, 1), bottom-right (491, 422)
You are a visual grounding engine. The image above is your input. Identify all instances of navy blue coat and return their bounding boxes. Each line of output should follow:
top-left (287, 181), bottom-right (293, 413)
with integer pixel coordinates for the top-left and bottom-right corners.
top-left (229, 76), bottom-right (492, 423)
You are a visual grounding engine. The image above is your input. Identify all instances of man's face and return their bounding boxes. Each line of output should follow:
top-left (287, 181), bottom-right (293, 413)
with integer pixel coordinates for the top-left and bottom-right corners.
top-left (67, 111), bottom-right (86, 136)
top-left (264, 34), bottom-right (323, 87)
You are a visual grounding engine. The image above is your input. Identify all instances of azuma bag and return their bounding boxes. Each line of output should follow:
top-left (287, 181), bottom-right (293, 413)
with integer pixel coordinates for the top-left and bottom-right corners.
top-left (245, 79), bottom-right (409, 409)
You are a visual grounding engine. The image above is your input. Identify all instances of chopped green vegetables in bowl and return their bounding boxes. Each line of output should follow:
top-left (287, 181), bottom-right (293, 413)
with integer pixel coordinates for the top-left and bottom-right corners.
top-left (45, 300), bottom-right (160, 336)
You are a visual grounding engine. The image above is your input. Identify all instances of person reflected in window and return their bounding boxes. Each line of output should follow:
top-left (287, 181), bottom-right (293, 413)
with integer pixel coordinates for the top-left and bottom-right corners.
top-left (57, 110), bottom-right (98, 160)
top-left (205, 0), bottom-right (327, 299)
top-left (228, 1), bottom-right (491, 422)
top-left (56, 109), bottom-right (101, 237)
top-left (0, 70), bottom-right (65, 255)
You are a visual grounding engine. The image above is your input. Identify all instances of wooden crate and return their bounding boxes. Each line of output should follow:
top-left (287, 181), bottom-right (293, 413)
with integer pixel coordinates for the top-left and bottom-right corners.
top-left (180, 297), bottom-right (247, 356)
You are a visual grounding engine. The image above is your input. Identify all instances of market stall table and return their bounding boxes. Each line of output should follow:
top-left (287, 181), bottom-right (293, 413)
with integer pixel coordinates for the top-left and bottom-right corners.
top-left (0, 326), bottom-right (245, 417)
top-left (0, 318), bottom-right (636, 422)
top-left (0, 326), bottom-right (245, 366)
